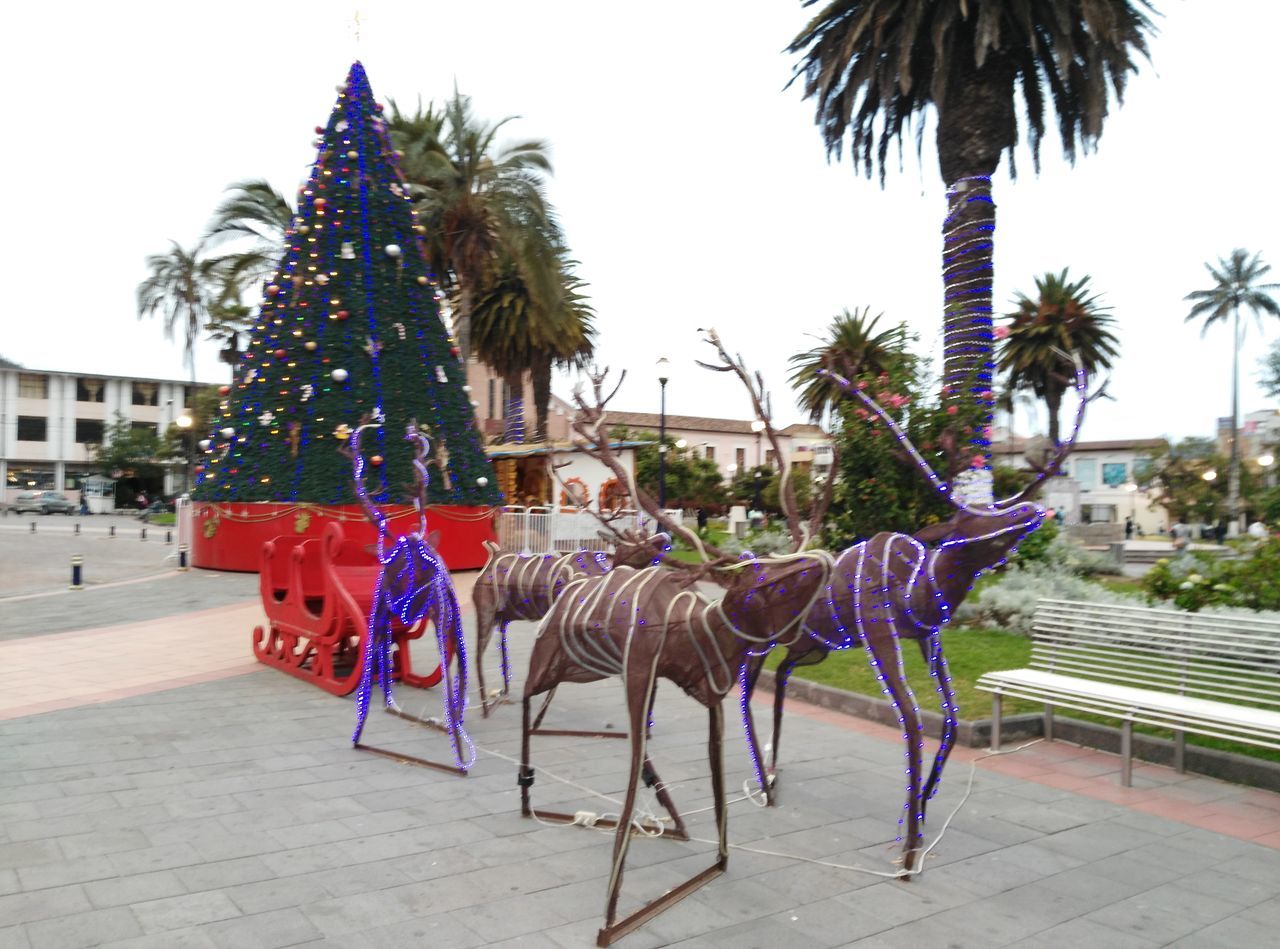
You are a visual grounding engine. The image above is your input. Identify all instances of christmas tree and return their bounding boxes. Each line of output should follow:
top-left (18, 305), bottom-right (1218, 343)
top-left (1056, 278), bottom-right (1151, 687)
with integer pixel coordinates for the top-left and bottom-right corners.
top-left (193, 62), bottom-right (499, 508)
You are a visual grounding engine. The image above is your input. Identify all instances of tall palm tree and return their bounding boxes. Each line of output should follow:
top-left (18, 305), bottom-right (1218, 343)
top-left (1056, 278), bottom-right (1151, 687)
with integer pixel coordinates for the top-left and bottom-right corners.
top-left (529, 251), bottom-right (596, 441)
top-left (788, 307), bottom-right (915, 424)
top-left (205, 178), bottom-right (294, 259)
top-left (386, 91), bottom-right (555, 362)
top-left (788, 1), bottom-right (1157, 496)
top-left (1185, 249), bottom-right (1280, 530)
top-left (999, 269), bottom-right (1119, 445)
top-left (136, 241), bottom-right (227, 382)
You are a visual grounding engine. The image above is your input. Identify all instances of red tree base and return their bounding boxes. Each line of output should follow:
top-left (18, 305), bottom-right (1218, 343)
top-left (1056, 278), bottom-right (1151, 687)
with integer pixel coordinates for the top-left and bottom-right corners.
top-left (190, 502), bottom-right (496, 573)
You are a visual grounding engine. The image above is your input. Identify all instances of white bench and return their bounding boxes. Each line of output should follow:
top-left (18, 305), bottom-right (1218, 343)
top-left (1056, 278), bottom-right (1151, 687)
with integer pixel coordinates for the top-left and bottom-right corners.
top-left (976, 599), bottom-right (1280, 785)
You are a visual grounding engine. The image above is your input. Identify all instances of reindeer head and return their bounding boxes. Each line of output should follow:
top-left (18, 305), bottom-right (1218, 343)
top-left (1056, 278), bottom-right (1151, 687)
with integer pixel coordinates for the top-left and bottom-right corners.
top-left (611, 531), bottom-right (673, 569)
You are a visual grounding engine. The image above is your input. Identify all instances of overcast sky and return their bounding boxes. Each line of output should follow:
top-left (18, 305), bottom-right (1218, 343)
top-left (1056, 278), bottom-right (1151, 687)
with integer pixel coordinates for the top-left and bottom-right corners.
top-left (3, 1), bottom-right (1277, 444)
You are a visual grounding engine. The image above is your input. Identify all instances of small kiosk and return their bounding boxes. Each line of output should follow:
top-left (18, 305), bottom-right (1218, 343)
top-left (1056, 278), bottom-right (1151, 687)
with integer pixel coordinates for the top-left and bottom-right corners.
top-left (81, 474), bottom-right (116, 514)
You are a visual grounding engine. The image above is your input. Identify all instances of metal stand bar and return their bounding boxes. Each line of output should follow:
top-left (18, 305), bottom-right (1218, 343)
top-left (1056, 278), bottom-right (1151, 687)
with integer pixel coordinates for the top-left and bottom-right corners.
top-left (354, 743), bottom-right (466, 776)
top-left (1174, 730), bottom-right (1185, 774)
top-left (595, 864), bottom-right (724, 947)
top-left (531, 728), bottom-right (627, 739)
top-left (1120, 720), bottom-right (1133, 787)
top-left (1044, 704), bottom-right (1054, 743)
top-left (990, 693), bottom-right (1003, 751)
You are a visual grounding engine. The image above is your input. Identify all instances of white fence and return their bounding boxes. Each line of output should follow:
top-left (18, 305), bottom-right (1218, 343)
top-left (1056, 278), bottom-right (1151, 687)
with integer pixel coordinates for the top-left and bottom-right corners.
top-left (495, 505), bottom-right (659, 554)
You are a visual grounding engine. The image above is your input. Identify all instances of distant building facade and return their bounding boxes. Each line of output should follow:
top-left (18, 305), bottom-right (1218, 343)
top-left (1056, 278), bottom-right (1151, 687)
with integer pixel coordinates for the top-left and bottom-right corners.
top-left (0, 358), bottom-right (202, 504)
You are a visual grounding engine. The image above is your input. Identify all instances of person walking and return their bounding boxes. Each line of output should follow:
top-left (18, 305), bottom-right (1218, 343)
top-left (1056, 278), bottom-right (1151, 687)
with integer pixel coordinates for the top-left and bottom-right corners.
top-left (1124, 516), bottom-right (1134, 540)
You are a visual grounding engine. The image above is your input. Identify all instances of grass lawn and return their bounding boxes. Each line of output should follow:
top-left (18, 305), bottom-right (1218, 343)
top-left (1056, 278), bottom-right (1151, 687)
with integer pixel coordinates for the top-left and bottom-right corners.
top-left (147, 513), bottom-right (177, 526)
top-left (774, 625), bottom-right (1280, 765)
top-left (668, 528), bottom-right (731, 565)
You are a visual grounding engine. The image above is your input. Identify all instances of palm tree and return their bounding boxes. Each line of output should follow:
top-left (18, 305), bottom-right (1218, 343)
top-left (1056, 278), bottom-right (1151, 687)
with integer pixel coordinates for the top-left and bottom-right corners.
top-left (529, 251), bottom-right (597, 441)
top-left (788, 307), bottom-right (915, 424)
top-left (136, 241), bottom-right (227, 382)
top-left (999, 269), bottom-right (1120, 445)
top-left (1185, 249), bottom-right (1280, 531)
top-left (788, 1), bottom-right (1156, 494)
top-left (386, 91), bottom-right (555, 362)
top-left (205, 178), bottom-right (294, 259)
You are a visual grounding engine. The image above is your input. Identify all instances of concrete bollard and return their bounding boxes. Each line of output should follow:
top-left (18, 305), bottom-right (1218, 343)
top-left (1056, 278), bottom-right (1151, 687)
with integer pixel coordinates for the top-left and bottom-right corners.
top-left (109, 525), bottom-right (116, 538)
top-left (178, 544), bottom-right (189, 571)
top-left (75, 522), bottom-right (81, 535)
top-left (30, 521), bottom-right (36, 534)
top-left (165, 530), bottom-right (172, 545)
top-left (70, 555), bottom-right (84, 590)
top-left (140, 528), bottom-right (147, 542)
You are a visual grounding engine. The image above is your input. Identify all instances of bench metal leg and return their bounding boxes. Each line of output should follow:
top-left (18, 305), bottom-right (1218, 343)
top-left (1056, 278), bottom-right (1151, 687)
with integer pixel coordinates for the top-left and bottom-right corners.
top-left (1043, 704), bottom-right (1054, 743)
top-left (990, 694), bottom-right (1003, 752)
top-left (1173, 731), bottom-right (1185, 774)
top-left (1120, 720), bottom-right (1133, 787)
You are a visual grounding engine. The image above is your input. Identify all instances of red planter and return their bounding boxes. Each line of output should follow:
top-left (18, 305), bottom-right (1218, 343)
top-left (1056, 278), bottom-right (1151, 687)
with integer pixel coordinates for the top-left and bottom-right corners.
top-left (190, 502), bottom-right (496, 573)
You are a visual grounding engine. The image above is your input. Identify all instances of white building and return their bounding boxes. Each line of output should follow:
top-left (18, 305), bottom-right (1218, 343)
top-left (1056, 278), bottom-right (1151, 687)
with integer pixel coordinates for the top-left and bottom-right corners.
top-left (0, 357), bottom-right (202, 504)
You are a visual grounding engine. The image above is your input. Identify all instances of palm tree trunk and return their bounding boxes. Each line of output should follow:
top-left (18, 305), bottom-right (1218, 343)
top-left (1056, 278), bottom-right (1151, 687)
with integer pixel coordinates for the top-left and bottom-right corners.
top-left (1045, 388), bottom-right (1063, 448)
top-left (941, 175), bottom-right (996, 506)
top-left (531, 358), bottom-right (552, 443)
top-left (455, 284), bottom-right (473, 363)
top-left (1228, 305), bottom-right (1242, 533)
top-left (503, 370), bottom-right (525, 444)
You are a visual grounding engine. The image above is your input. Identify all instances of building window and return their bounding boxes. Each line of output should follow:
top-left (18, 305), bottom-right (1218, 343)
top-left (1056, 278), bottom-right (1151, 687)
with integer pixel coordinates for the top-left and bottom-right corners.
top-left (1074, 458), bottom-right (1098, 490)
top-left (8, 467), bottom-right (55, 490)
top-left (1102, 462), bottom-right (1128, 487)
top-left (17, 374), bottom-right (48, 399)
top-left (75, 419), bottom-right (105, 444)
top-left (765, 449), bottom-right (777, 468)
top-left (17, 416), bottom-right (47, 441)
top-left (704, 445), bottom-right (715, 462)
top-left (735, 447), bottom-right (746, 470)
top-left (76, 378), bottom-right (105, 403)
top-left (131, 382), bottom-right (159, 406)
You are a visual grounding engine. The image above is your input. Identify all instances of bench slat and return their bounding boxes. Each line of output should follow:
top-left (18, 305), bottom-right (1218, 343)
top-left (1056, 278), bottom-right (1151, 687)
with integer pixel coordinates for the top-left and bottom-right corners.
top-left (1036, 599), bottom-right (1280, 638)
top-left (1032, 618), bottom-right (1280, 660)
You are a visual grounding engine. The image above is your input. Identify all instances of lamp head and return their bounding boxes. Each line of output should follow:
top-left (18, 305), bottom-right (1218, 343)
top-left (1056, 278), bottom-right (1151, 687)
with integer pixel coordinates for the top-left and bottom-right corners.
top-left (656, 356), bottom-right (670, 386)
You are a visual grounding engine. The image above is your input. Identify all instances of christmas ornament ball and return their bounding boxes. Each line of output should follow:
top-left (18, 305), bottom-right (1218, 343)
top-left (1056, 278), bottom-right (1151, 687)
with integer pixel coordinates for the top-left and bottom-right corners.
top-left (275, 348), bottom-right (286, 359)
top-left (476, 476), bottom-right (489, 487)
top-left (265, 284), bottom-right (280, 297)
top-left (370, 455), bottom-right (384, 467)
top-left (220, 427), bottom-right (235, 438)
top-left (305, 341), bottom-right (318, 351)
top-left (218, 385), bottom-right (230, 396)
top-left (336, 309), bottom-right (349, 320)
top-left (416, 275), bottom-right (429, 285)
top-left (384, 244), bottom-right (402, 258)
top-left (198, 439), bottom-right (211, 451)
top-left (346, 150), bottom-right (358, 159)
top-left (331, 368), bottom-right (349, 383)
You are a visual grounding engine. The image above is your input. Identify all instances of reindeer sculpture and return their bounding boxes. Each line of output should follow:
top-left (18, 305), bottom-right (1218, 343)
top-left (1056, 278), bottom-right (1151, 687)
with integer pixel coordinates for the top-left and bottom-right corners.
top-left (345, 416), bottom-right (473, 775)
top-left (472, 527), bottom-right (671, 717)
top-left (519, 551), bottom-right (833, 947)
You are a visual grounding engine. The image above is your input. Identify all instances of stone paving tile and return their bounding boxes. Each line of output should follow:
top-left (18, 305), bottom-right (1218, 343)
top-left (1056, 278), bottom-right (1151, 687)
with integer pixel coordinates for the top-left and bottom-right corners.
top-left (1084, 881), bottom-right (1253, 945)
top-left (201, 907), bottom-right (322, 949)
top-left (1006, 916), bottom-right (1162, 948)
top-left (0, 884), bottom-right (92, 925)
top-left (83, 870), bottom-right (188, 909)
top-left (24, 906), bottom-right (142, 949)
top-left (130, 891), bottom-right (243, 934)
top-left (0, 926), bottom-right (30, 949)
top-left (98, 928), bottom-right (219, 948)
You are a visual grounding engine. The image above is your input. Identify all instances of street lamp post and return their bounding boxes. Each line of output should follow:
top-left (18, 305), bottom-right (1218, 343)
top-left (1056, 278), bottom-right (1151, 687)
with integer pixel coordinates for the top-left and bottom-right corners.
top-left (751, 418), bottom-right (766, 467)
top-left (656, 357), bottom-right (670, 509)
top-left (176, 412), bottom-right (194, 493)
top-left (1259, 452), bottom-right (1275, 490)
top-left (752, 469), bottom-right (763, 513)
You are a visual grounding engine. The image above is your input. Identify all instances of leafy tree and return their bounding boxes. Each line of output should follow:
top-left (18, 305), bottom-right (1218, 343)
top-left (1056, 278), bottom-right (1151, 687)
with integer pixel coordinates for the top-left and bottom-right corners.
top-left (1185, 248), bottom-right (1280, 528)
top-left (788, 307), bottom-right (916, 425)
top-left (1260, 338), bottom-right (1280, 401)
top-left (1140, 438), bottom-right (1227, 525)
top-left (787, 0), bottom-right (1156, 490)
top-left (609, 426), bottom-right (728, 510)
top-left (91, 413), bottom-right (165, 502)
top-left (1000, 269), bottom-right (1120, 444)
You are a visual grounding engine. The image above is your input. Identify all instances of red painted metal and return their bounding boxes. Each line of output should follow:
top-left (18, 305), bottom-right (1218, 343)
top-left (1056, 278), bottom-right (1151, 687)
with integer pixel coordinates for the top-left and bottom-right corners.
top-left (191, 502), bottom-right (496, 573)
top-left (252, 522), bottom-right (449, 696)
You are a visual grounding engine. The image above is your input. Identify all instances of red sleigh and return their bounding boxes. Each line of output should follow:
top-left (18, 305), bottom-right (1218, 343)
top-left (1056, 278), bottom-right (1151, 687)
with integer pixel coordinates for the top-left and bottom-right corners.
top-left (252, 520), bottom-right (445, 695)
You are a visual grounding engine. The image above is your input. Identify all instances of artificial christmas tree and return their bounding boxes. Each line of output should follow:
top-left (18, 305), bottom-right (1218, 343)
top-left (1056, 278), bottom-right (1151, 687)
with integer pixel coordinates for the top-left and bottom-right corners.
top-left (191, 62), bottom-right (500, 571)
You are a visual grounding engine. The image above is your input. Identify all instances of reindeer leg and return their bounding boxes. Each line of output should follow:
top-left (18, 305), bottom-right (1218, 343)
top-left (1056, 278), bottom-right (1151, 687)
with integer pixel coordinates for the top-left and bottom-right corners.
top-left (498, 619), bottom-right (512, 697)
top-left (351, 594), bottom-right (386, 747)
top-left (475, 608), bottom-right (493, 717)
top-left (862, 626), bottom-right (924, 879)
top-left (602, 665), bottom-right (656, 933)
top-left (530, 686), bottom-right (557, 731)
top-left (768, 653), bottom-right (799, 799)
top-left (520, 695), bottom-right (534, 817)
top-left (708, 701), bottom-right (729, 870)
top-left (644, 679), bottom-right (657, 740)
top-left (918, 632), bottom-right (958, 819)
top-left (737, 656), bottom-right (772, 803)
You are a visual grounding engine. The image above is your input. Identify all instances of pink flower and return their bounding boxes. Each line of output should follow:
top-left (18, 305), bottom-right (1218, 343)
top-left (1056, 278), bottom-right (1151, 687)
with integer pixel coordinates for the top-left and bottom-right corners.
top-left (946, 405), bottom-right (959, 415)
top-left (994, 325), bottom-right (1010, 340)
top-left (971, 455), bottom-right (987, 468)
top-left (979, 390), bottom-right (994, 402)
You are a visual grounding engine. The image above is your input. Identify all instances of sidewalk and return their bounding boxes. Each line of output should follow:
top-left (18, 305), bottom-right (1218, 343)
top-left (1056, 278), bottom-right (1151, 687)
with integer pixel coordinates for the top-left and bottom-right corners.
top-left (1, 568), bottom-right (1276, 948)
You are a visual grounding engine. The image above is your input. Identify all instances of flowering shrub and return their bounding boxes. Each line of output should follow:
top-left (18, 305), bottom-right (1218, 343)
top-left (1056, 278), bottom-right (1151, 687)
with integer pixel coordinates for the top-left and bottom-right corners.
top-left (954, 564), bottom-right (1137, 635)
top-left (1142, 536), bottom-right (1280, 612)
top-left (721, 527), bottom-right (796, 557)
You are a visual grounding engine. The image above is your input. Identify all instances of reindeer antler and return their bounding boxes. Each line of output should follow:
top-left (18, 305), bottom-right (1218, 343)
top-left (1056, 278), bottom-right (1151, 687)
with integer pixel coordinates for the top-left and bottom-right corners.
top-left (570, 366), bottom-right (733, 569)
top-left (404, 418), bottom-right (431, 537)
top-left (341, 411), bottom-right (391, 557)
top-left (697, 328), bottom-right (836, 550)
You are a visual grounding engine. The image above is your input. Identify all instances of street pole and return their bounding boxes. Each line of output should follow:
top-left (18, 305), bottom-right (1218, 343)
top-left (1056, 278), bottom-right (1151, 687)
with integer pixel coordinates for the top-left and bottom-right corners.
top-left (657, 357), bottom-right (669, 510)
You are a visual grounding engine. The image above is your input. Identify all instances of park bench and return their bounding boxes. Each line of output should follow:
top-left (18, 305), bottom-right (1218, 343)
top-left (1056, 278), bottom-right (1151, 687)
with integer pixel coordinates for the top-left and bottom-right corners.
top-left (252, 521), bottom-right (444, 696)
top-left (976, 598), bottom-right (1280, 785)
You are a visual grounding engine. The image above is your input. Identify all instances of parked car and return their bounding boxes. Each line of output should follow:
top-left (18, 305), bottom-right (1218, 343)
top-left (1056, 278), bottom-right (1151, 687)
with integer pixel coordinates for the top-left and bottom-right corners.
top-left (13, 491), bottom-right (77, 515)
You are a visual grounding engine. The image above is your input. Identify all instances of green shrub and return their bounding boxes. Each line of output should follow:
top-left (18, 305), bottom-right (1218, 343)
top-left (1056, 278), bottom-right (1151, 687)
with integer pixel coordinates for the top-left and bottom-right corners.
top-left (1142, 536), bottom-right (1280, 612)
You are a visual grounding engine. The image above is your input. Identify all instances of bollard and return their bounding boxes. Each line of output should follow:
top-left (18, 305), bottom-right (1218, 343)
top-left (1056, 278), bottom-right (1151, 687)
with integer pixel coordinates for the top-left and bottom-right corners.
top-left (109, 524), bottom-right (116, 538)
top-left (75, 522), bottom-right (81, 535)
top-left (165, 530), bottom-right (172, 545)
top-left (178, 544), bottom-right (189, 571)
top-left (140, 527), bottom-right (147, 542)
top-left (70, 555), bottom-right (84, 590)
top-left (30, 521), bottom-right (36, 534)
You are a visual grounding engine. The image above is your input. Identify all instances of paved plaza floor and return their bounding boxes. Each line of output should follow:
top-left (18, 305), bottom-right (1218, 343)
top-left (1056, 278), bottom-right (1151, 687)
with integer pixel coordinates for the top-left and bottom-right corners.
top-left (1, 545), bottom-right (1277, 947)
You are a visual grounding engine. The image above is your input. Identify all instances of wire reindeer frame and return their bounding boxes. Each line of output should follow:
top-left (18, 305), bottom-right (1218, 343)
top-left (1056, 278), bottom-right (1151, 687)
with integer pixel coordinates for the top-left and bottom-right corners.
top-left (518, 549), bottom-right (834, 947)
top-left (344, 415), bottom-right (473, 775)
